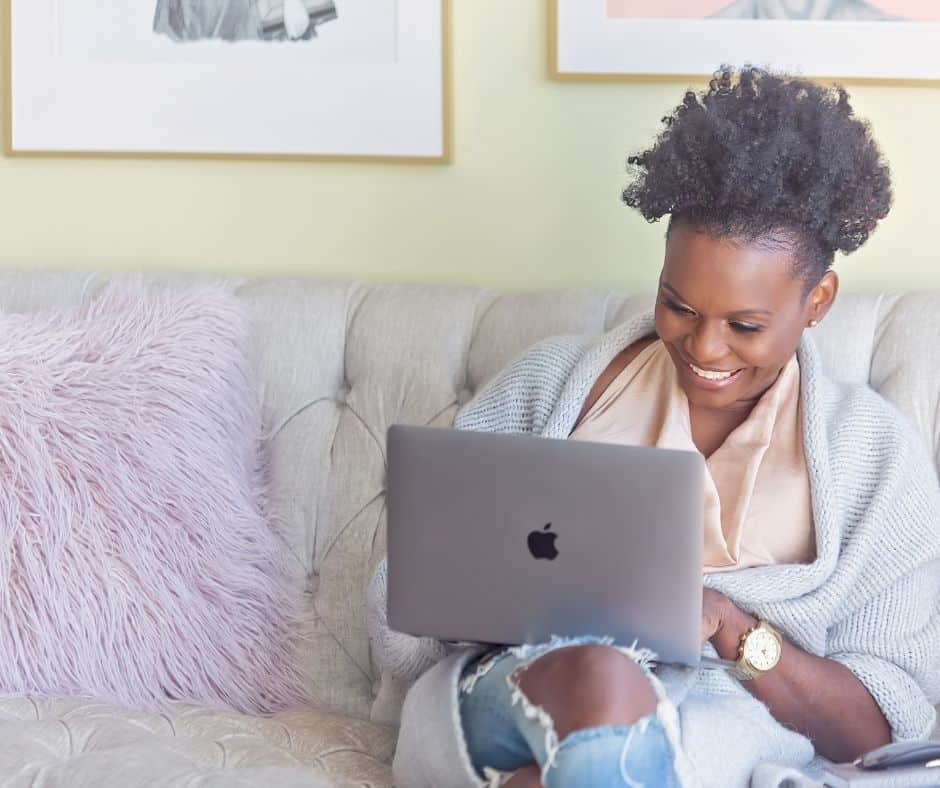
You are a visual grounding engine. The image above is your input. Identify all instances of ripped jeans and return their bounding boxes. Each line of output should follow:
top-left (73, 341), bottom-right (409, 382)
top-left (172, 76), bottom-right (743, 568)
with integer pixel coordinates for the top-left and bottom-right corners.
top-left (457, 635), bottom-right (684, 788)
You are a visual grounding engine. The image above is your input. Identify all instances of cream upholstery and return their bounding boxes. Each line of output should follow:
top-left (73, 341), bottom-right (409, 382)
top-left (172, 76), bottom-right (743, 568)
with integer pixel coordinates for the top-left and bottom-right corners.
top-left (0, 270), bottom-right (936, 785)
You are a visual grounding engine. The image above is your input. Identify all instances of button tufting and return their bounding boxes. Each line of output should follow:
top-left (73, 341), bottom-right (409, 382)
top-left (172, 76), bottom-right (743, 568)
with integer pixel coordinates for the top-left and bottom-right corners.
top-left (458, 387), bottom-right (474, 406)
top-left (336, 384), bottom-right (351, 404)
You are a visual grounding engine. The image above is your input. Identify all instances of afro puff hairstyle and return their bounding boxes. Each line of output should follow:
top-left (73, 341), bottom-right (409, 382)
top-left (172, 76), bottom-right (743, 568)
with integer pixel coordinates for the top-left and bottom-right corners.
top-left (623, 65), bottom-right (893, 293)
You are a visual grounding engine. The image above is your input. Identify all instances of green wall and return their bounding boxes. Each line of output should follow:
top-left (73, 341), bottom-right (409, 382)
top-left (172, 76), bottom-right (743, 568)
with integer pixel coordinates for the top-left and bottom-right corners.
top-left (2, 1), bottom-right (937, 293)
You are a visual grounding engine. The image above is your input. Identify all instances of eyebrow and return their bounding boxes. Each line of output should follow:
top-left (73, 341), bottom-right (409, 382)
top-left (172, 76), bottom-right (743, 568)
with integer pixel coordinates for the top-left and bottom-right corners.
top-left (660, 282), bottom-right (775, 317)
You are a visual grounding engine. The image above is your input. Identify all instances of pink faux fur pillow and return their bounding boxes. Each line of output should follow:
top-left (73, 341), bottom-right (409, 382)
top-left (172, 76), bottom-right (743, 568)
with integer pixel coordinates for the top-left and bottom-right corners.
top-left (0, 283), bottom-right (311, 715)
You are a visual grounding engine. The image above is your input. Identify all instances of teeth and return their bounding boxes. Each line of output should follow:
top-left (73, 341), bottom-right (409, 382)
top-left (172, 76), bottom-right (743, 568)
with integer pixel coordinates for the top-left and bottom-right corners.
top-left (690, 363), bottom-right (736, 381)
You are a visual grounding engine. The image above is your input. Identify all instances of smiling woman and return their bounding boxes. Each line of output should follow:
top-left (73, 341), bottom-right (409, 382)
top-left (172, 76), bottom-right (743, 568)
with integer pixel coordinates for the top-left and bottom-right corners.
top-left (621, 64), bottom-right (888, 425)
top-left (372, 64), bottom-right (940, 788)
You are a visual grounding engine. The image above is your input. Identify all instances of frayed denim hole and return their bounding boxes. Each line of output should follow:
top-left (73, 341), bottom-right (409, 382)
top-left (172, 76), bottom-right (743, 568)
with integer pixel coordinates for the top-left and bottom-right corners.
top-left (504, 665), bottom-right (561, 785)
top-left (502, 636), bottom-right (667, 787)
top-left (507, 633), bottom-right (617, 663)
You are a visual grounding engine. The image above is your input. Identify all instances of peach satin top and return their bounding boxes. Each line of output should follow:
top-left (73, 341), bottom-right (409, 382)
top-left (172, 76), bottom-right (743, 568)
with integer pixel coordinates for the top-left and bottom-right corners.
top-left (568, 338), bottom-right (815, 573)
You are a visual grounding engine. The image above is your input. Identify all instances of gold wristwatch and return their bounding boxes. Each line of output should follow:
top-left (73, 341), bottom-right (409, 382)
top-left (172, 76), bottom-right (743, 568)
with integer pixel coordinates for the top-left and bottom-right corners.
top-left (732, 620), bottom-right (783, 680)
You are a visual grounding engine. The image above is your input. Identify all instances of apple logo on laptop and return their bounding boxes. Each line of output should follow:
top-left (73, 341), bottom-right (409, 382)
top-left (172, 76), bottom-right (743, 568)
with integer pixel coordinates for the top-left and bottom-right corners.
top-left (528, 523), bottom-right (559, 561)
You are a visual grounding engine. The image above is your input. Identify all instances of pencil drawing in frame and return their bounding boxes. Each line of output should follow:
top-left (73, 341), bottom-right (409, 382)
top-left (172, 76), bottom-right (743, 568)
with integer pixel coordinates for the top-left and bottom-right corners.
top-left (7, 0), bottom-right (451, 162)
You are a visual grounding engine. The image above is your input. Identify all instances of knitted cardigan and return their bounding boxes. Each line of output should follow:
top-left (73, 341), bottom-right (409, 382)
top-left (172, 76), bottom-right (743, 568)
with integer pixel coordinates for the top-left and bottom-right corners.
top-left (368, 309), bottom-right (940, 788)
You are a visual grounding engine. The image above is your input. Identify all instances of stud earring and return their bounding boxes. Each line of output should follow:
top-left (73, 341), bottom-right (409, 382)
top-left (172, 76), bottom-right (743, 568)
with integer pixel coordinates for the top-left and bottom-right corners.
top-left (808, 319), bottom-right (818, 327)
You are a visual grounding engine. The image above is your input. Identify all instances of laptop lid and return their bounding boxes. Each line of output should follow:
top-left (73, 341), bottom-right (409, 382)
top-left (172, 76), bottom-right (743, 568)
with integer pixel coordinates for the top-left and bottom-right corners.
top-left (386, 424), bottom-right (705, 667)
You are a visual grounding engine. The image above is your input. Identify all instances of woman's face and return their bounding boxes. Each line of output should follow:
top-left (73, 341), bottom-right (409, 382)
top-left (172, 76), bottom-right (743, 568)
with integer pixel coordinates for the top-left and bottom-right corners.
top-left (654, 222), bottom-right (837, 415)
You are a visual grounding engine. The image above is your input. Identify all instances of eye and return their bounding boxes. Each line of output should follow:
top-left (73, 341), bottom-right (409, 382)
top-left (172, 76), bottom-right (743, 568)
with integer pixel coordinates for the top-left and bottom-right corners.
top-left (663, 299), bottom-right (694, 316)
top-left (662, 300), bottom-right (763, 334)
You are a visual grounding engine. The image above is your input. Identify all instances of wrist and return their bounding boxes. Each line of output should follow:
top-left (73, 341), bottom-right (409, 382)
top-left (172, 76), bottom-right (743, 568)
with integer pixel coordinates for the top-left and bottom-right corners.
top-left (711, 598), bottom-right (757, 661)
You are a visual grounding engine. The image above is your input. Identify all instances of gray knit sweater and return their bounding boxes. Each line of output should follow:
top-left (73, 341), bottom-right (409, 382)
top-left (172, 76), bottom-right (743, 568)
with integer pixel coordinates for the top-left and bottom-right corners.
top-left (368, 309), bottom-right (940, 787)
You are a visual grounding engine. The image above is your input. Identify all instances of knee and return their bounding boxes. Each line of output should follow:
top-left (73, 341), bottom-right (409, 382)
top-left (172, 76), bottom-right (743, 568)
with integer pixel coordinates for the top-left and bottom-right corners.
top-left (546, 643), bottom-right (647, 682)
top-left (514, 645), bottom-right (658, 738)
top-left (517, 644), bottom-right (655, 704)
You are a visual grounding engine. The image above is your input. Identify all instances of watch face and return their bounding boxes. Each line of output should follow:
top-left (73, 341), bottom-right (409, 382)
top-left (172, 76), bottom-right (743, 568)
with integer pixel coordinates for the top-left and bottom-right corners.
top-left (744, 629), bottom-right (781, 672)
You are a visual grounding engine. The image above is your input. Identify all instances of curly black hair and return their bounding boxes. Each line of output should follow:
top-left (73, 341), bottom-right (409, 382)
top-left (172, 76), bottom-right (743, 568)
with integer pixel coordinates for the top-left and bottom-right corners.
top-left (623, 65), bottom-right (892, 294)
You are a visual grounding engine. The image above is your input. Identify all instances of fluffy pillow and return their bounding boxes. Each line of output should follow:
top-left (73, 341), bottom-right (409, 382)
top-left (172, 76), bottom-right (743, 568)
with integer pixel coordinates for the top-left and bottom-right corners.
top-left (0, 283), bottom-right (311, 714)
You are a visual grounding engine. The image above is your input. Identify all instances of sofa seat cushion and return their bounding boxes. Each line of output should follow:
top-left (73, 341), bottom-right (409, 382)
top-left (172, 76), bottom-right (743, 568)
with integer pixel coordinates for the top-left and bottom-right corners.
top-left (0, 697), bottom-right (394, 787)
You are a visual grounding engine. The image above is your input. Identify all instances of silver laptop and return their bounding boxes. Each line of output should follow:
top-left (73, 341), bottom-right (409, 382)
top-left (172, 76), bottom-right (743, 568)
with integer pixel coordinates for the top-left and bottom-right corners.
top-left (386, 424), bottom-right (706, 667)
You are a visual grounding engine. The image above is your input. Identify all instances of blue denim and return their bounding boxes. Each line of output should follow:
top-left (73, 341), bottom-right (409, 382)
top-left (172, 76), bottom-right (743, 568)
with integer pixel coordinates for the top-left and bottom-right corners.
top-left (457, 636), bottom-right (683, 787)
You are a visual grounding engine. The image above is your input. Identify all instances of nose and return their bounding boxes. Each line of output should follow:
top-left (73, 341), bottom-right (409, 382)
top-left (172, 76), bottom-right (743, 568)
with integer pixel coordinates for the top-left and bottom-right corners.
top-left (686, 319), bottom-right (730, 366)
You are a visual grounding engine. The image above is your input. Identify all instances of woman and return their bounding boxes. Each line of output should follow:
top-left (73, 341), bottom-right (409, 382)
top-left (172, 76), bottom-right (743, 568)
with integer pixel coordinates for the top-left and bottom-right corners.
top-left (368, 66), bottom-right (940, 787)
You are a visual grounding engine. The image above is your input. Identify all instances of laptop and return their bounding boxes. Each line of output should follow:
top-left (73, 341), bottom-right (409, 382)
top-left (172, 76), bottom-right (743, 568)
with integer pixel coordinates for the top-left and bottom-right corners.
top-left (386, 423), bottom-right (706, 667)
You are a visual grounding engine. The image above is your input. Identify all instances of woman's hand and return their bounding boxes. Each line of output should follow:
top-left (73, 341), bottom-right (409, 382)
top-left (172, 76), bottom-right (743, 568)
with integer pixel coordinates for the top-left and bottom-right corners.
top-left (701, 587), bottom-right (892, 761)
top-left (700, 587), bottom-right (892, 761)
top-left (701, 587), bottom-right (735, 644)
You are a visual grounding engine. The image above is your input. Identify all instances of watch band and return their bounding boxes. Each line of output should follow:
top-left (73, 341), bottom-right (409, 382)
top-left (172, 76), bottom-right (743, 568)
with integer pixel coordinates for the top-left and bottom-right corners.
top-left (734, 619), bottom-right (782, 680)
top-left (698, 621), bottom-right (782, 679)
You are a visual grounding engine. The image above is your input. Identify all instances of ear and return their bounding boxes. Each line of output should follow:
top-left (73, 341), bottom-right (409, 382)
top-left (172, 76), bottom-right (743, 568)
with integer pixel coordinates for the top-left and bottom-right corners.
top-left (807, 270), bottom-right (839, 324)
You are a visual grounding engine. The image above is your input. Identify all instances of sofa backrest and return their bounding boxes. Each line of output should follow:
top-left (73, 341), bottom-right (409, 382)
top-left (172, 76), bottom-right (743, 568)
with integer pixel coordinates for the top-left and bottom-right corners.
top-left (0, 271), bottom-right (937, 722)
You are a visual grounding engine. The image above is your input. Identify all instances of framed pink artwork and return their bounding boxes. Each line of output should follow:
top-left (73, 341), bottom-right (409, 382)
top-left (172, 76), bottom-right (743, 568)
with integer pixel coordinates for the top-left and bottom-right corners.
top-left (552, 1), bottom-right (940, 80)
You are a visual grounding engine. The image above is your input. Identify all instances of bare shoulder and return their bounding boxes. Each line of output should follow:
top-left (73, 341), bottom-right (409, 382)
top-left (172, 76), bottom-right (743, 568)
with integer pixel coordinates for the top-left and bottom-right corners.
top-left (572, 334), bottom-right (658, 430)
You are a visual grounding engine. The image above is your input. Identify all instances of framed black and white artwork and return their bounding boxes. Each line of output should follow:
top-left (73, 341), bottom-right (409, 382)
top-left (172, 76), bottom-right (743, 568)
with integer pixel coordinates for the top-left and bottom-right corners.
top-left (6, 0), bottom-right (451, 161)
top-left (552, 1), bottom-right (940, 81)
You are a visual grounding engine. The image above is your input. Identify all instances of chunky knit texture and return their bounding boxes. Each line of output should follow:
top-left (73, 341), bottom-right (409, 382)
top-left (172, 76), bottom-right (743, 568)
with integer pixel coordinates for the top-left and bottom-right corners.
top-left (367, 558), bottom-right (450, 681)
top-left (371, 309), bottom-right (940, 787)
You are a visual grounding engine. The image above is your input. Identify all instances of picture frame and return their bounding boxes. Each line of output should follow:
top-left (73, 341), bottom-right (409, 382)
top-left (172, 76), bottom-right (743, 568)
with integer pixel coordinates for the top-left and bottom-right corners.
top-left (5, 0), bottom-right (451, 163)
top-left (551, 1), bottom-right (940, 82)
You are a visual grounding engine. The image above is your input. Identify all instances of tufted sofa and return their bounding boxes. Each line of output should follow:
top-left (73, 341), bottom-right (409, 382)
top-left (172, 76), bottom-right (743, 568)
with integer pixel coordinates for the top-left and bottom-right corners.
top-left (0, 269), bottom-right (937, 786)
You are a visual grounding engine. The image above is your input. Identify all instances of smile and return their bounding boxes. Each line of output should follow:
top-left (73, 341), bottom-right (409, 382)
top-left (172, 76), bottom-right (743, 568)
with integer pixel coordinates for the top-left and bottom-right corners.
top-left (683, 361), bottom-right (745, 389)
top-left (689, 362), bottom-right (738, 380)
